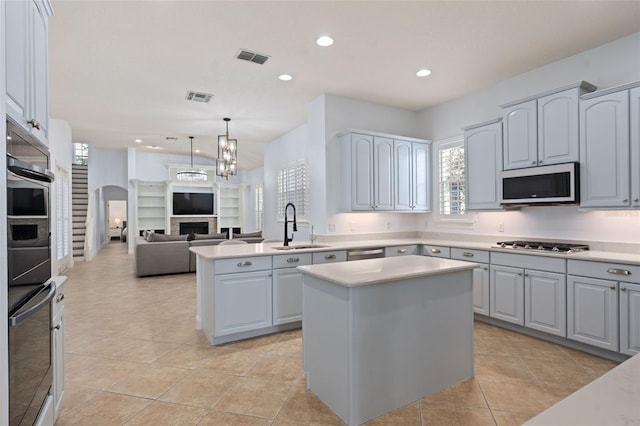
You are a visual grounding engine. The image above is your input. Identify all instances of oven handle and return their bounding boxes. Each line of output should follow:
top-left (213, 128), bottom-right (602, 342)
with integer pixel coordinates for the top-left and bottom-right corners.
top-left (7, 155), bottom-right (55, 183)
top-left (9, 282), bottom-right (55, 326)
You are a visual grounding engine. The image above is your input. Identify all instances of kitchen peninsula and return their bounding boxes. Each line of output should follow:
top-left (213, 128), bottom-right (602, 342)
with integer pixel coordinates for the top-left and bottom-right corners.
top-left (298, 255), bottom-right (477, 426)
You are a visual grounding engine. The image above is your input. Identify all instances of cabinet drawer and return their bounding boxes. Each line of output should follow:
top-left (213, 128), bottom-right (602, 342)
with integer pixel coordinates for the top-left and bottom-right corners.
top-left (422, 245), bottom-right (450, 258)
top-left (312, 250), bottom-right (347, 264)
top-left (273, 253), bottom-right (312, 269)
top-left (451, 248), bottom-right (490, 263)
top-left (215, 256), bottom-right (272, 275)
top-left (385, 245), bottom-right (418, 257)
top-left (568, 260), bottom-right (640, 284)
top-left (490, 252), bottom-right (566, 274)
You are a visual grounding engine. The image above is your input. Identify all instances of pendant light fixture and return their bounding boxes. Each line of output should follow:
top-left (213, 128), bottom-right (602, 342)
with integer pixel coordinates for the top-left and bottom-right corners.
top-left (216, 117), bottom-right (238, 180)
top-left (176, 136), bottom-right (208, 182)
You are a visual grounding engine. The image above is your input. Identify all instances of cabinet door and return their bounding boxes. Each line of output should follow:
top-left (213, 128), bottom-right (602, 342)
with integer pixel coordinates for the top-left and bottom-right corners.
top-left (394, 140), bottom-right (413, 211)
top-left (214, 271), bottom-right (272, 336)
top-left (630, 87), bottom-right (640, 208)
top-left (620, 282), bottom-right (640, 356)
top-left (412, 142), bottom-right (430, 211)
top-left (373, 136), bottom-right (394, 210)
top-left (538, 89), bottom-right (579, 166)
top-left (579, 90), bottom-right (630, 208)
top-left (273, 268), bottom-right (303, 325)
top-left (465, 121), bottom-right (503, 210)
top-left (30, 0), bottom-right (49, 145)
top-left (503, 100), bottom-right (537, 170)
top-left (52, 307), bottom-right (65, 418)
top-left (6, 0), bottom-right (29, 127)
top-left (473, 265), bottom-right (490, 316)
top-left (567, 275), bottom-right (618, 351)
top-left (525, 270), bottom-right (566, 337)
top-left (351, 134), bottom-right (374, 210)
top-left (490, 265), bottom-right (524, 325)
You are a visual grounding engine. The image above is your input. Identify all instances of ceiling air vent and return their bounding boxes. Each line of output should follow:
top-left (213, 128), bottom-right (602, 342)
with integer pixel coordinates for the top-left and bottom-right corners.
top-left (185, 91), bottom-right (213, 103)
top-left (236, 49), bottom-right (270, 65)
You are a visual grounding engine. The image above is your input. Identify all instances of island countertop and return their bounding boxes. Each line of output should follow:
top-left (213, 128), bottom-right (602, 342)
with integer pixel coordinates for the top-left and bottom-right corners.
top-left (297, 255), bottom-right (477, 287)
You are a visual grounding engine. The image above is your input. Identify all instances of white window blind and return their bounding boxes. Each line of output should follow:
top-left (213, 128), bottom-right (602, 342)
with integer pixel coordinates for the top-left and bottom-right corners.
top-left (277, 161), bottom-right (310, 219)
top-left (56, 166), bottom-right (71, 263)
top-left (255, 185), bottom-right (264, 230)
top-left (438, 141), bottom-right (466, 215)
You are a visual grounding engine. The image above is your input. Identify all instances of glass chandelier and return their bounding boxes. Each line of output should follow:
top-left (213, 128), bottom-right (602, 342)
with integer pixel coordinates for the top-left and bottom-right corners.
top-left (216, 117), bottom-right (237, 180)
top-left (176, 136), bottom-right (208, 182)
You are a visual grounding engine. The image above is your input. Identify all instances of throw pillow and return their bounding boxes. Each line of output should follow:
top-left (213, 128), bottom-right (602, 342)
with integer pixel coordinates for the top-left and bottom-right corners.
top-left (194, 232), bottom-right (228, 240)
top-left (233, 231), bottom-right (263, 238)
top-left (148, 233), bottom-right (188, 242)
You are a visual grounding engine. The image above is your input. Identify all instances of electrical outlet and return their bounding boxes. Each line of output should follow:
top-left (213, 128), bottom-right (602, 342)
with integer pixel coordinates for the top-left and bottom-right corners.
top-left (387, 221), bottom-right (391, 230)
top-left (499, 223), bottom-right (504, 232)
top-left (328, 223), bottom-right (335, 232)
top-left (350, 222), bottom-right (356, 231)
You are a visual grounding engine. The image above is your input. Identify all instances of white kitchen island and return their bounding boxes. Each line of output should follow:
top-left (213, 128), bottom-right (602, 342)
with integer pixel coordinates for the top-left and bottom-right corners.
top-left (298, 255), bottom-right (477, 426)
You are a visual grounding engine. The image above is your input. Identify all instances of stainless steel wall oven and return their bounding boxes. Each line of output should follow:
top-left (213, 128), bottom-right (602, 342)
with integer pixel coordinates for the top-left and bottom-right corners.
top-left (6, 120), bottom-right (55, 425)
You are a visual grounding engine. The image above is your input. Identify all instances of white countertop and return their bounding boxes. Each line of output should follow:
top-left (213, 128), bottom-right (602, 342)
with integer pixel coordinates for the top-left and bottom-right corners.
top-left (524, 353), bottom-right (640, 426)
top-left (189, 238), bottom-right (640, 265)
top-left (297, 255), bottom-right (477, 287)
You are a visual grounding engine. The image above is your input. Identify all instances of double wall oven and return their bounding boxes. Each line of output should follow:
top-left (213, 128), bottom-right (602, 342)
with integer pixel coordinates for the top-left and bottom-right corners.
top-left (6, 121), bottom-right (55, 425)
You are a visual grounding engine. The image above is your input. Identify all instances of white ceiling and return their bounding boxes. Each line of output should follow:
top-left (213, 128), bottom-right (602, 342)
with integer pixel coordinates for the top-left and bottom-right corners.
top-left (48, 1), bottom-right (640, 171)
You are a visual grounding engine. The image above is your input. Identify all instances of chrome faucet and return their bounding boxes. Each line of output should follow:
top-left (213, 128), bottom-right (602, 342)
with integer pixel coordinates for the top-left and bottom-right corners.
top-left (283, 202), bottom-right (297, 246)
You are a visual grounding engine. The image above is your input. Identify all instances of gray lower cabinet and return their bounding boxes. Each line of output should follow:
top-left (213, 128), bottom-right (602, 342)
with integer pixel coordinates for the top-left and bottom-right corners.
top-left (272, 253), bottom-right (312, 325)
top-left (620, 282), bottom-right (640, 356)
top-left (524, 270), bottom-right (566, 337)
top-left (472, 265), bottom-right (490, 316)
top-left (385, 245), bottom-right (418, 257)
top-left (567, 275), bottom-right (619, 351)
top-left (490, 265), bottom-right (524, 325)
top-left (214, 270), bottom-right (273, 336)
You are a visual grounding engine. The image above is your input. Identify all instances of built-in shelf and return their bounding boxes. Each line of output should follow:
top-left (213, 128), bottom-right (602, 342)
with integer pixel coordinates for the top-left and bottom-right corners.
top-left (217, 184), bottom-right (244, 232)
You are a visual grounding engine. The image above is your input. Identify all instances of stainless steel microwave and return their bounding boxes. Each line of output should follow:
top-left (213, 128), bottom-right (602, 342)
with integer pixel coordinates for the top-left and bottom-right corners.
top-left (501, 162), bottom-right (579, 205)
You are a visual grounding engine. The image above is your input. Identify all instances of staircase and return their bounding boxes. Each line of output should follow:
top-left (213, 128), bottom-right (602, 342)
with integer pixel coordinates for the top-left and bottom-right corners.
top-left (71, 164), bottom-right (89, 261)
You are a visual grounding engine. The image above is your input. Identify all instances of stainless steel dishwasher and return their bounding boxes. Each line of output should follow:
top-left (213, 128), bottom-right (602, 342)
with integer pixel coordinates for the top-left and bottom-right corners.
top-left (346, 247), bottom-right (385, 261)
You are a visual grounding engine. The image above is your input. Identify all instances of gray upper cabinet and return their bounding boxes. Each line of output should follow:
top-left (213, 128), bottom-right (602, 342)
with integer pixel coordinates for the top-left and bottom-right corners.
top-left (503, 100), bottom-right (538, 170)
top-left (579, 88), bottom-right (631, 208)
top-left (345, 133), bottom-right (393, 211)
top-left (631, 87), bottom-right (640, 208)
top-left (394, 140), bottom-right (430, 211)
top-left (372, 136), bottom-right (394, 211)
top-left (463, 119), bottom-right (503, 210)
top-left (502, 82), bottom-right (596, 171)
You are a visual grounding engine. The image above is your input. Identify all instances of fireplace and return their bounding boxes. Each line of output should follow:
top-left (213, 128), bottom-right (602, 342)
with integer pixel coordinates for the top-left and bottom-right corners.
top-left (179, 222), bottom-right (209, 235)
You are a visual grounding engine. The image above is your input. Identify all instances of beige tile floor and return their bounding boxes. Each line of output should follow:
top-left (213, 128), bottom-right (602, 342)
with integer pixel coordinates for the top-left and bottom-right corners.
top-left (56, 242), bottom-right (620, 425)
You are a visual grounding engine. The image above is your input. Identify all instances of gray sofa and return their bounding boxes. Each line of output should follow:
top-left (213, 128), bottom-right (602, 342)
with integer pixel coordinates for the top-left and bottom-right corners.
top-left (135, 231), bottom-right (264, 277)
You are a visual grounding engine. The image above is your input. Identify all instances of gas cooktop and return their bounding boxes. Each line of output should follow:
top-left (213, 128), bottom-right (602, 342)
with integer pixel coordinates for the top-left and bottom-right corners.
top-left (494, 240), bottom-right (589, 254)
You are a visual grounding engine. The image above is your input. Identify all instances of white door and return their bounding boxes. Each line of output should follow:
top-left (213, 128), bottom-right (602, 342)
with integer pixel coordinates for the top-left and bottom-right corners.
top-left (373, 136), bottom-right (394, 210)
top-left (567, 275), bottom-right (619, 351)
top-left (394, 140), bottom-right (413, 211)
top-left (465, 121), bottom-right (503, 210)
top-left (412, 142), bottom-right (430, 211)
top-left (538, 89), bottom-right (580, 166)
top-left (351, 134), bottom-right (374, 210)
top-left (620, 282), bottom-right (640, 356)
top-left (503, 100), bottom-right (537, 170)
top-left (525, 270), bottom-right (566, 337)
top-left (273, 268), bottom-right (303, 325)
top-left (214, 271), bottom-right (272, 336)
top-left (579, 90), bottom-right (630, 208)
top-left (630, 87), bottom-right (640, 208)
top-left (473, 265), bottom-right (490, 316)
top-left (490, 265), bottom-right (524, 325)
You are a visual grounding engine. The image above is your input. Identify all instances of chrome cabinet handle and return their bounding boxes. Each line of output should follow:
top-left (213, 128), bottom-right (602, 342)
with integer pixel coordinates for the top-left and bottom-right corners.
top-left (463, 252), bottom-right (474, 257)
top-left (398, 249), bottom-right (407, 254)
top-left (324, 254), bottom-right (336, 260)
top-left (52, 324), bottom-right (61, 330)
top-left (524, 273), bottom-right (529, 277)
top-left (607, 268), bottom-right (631, 275)
top-left (634, 198), bottom-right (639, 202)
top-left (27, 119), bottom-right (41, 130)
top-left (431, 248), bottom-right (441, 254)
top-left (532, 161), bottom-right (536, 165)
top-left (518, 273), bottom-right (523, 276)
top-left (237, 261), bottom-right (253, 267)
top-left (610, 286), bottom-right (616, 290)
top-left (286, 257), bottom-right (300, 263)
top-left (56, 293), bottom-right (65, 303)
top-left (623, 198), bottom-right (628, 203)
top-left (621, 287), bottom-right (627, 292)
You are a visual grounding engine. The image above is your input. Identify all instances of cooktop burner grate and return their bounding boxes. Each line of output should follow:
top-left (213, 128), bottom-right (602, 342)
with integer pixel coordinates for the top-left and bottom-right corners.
top-left (495, 240), bottom-right (589, 253)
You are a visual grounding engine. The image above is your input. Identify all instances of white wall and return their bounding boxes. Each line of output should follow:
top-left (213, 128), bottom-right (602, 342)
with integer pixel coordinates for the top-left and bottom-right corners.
top-left (49, 119), bottom-right (73, 273)
top-left (418, 32), bottom-right (640, 243)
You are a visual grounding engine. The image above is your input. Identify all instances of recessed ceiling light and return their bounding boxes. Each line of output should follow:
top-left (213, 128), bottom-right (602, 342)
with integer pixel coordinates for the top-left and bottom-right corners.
top-left (278, 74), bottom-right (293, 81)
top-left (316, 35), bottom-right (334, 47)
top-left (195, 149), bottom-right (200, 153)
top-left (416, 69), bottom-right (432, 77)
top-left (6, 135), bottom-right (11, 140)
top-left (135, 139), bottom-right (142, 143)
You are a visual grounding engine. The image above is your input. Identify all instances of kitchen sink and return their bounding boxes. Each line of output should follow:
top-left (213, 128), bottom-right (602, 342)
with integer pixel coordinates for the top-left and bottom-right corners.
top-left (272, 244), bottom-right (329, 250)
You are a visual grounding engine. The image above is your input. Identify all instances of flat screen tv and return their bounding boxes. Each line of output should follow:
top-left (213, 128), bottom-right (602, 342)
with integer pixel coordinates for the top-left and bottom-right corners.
top-left (8, 188), bottom-right (47, 216)
top-left (172, 192), bottom-right (214, 215)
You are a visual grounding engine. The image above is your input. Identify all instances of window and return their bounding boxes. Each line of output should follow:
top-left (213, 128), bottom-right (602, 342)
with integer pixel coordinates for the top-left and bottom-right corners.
top-left (73, 143), bottom-right (88, 165)
top-left (438, 138), bottom-right (466, 216)
top-left (277, 160), bottom-right (310, 219)
top-left (254, 185), bottom-right (264, 230)
top-left (56, 166), bottom-right (71, 270)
